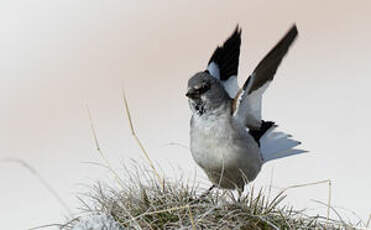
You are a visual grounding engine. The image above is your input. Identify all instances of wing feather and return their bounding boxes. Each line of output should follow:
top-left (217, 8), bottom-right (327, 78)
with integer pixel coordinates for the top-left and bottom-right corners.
top-left (207, 26), bottom-right (241, 98)
top-left (234, 25), bottom-right (298, 129)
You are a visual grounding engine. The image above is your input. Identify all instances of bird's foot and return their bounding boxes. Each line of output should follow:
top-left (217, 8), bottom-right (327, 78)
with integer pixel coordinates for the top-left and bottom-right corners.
top-left (200, 184), bottom-right (216, 198)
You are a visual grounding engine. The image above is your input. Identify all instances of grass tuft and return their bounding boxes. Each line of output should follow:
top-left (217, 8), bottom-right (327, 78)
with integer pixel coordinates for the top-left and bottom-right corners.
top-left (63, 164), bottom-right (365, 230)
top-left (66, 96), bottom-right (368, 230)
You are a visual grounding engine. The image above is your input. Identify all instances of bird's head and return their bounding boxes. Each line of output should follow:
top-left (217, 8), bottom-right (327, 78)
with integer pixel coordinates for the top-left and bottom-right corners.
top-left (186, 71), bottom-right (229, 115)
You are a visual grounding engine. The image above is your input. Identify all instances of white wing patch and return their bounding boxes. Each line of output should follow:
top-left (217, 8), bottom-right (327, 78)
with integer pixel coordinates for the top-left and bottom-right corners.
top-left (222, 75), bottom-right (239, 98)
top-left (207, 62), bottom-right (220, 79)
top-left (234, 81), bottom-right (271, 129)
top-left (208, 62), bottom-right (239, 98)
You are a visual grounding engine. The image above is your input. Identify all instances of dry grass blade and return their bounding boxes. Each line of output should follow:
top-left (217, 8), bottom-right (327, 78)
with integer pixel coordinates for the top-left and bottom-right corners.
top-left (29, 223), bottom-right (65, 230)
top-left (30, 217), bottom-right (81, 230)
top-left (121, 90), bottom-right (164, 189)
top-left (311, 199), bottom-right (347, 228)
top-left (1, 158), bottom-right (73, 217)
top-left (120, 204), bottom-right (195, 226)
top-left (85, 104), bottom-right (125, 190)
top-left (187, 205), bottom-right (196, 230)
top-left (366, 214), bottom-right (371, 229)
top-left (266, 192), bottom-right (287, 214)
top-left (163, 142), bottom-right (189, 150)
top-left (279, 179), bottom-right (332, 222)
top-left (118, 203), bottom-right (143, 230)
top-left (140, 205), bottom-right (194, 216)
top-left (268, 166), bottom-right (274, 200)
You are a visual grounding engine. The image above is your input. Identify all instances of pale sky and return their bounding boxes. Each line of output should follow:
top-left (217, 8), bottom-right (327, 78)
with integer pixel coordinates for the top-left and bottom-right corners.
top-left (1, 1), bottom-right (370, 229)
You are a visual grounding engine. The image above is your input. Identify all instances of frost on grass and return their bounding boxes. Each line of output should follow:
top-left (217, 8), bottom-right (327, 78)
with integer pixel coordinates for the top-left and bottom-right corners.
top-left (71, 213), bottom-right (123, 230)
top-left (61, 163), bottom-right (363, 230)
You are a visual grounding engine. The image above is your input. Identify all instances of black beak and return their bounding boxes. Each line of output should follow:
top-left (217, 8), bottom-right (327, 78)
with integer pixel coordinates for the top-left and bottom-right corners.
top-left (185, 88), bottom-right (198, 99)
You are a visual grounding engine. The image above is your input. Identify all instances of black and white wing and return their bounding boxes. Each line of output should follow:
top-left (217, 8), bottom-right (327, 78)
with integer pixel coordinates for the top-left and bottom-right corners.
top-left (207, 26), bottom-right (241, 98)
top-left (234, 25), bottom-right (298, 130)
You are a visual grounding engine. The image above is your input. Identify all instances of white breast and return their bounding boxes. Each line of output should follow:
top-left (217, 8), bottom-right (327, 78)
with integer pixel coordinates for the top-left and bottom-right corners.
top-left (190, 107), bottom-right (263, 187)
top-left (190, 111), bottom-right (241, 170)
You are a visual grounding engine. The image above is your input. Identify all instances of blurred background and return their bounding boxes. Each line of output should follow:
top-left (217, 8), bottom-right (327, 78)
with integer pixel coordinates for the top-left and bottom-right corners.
top-left (1, 0), bottom-right (370, 229)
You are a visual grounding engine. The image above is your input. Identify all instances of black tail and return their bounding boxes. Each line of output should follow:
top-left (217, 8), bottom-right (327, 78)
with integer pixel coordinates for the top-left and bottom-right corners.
top-left (249, 120), bottom-right (275, 146)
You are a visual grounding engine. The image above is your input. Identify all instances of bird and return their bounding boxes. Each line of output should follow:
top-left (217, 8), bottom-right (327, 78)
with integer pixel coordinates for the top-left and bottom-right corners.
top-left (186, 24), bottom-right (306, 194)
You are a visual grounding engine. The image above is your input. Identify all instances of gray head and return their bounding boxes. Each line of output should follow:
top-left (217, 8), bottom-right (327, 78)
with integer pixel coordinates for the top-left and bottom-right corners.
top-left (186, 71), bottom-right (230, 115)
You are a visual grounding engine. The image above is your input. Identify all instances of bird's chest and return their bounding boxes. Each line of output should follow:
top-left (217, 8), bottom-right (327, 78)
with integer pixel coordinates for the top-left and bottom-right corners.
top-left (190, 114), bottom-right (240, 170)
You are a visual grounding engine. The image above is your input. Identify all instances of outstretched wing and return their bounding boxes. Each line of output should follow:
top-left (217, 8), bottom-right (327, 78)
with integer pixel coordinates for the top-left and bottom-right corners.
top-left (234, 25), bottom-right (298, 129)
top-left (207, 26), bottom-right (241, 98)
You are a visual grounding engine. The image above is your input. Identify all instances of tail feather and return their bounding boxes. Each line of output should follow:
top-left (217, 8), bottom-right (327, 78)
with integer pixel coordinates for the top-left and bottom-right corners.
top-left (260, 125), bottom-right (306, 163)
top-left (265, 130), bottom-right (289, 141)
top-left (263, 148), bottom-right (308, 162)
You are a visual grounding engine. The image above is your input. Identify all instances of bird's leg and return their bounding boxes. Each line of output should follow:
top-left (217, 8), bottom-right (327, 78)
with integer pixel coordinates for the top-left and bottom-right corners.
top-left (237, 189), bottom-right (242, 203)
top-left (208, 184), bottom-right (216, 192)
top-left (200, 184), bottom-right (216, 198)
top-left (187, 184), bottom-right (216, 205)
top-left (237, 186), bottom-right (244, 203)
top-left (189, 185), bottom-right (216, 205)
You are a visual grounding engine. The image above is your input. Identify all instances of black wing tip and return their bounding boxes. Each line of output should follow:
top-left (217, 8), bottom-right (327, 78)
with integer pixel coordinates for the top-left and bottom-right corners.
top-left (230, 25), bottom-right (242, 44)
top-left (283, 24), bottom-right (299, 44)
top-left (207, 25), bottom-right (242, 80)
top-left (209, 25), bottom-right (242, 57)
top-left (247, 24), bottom-right (299, 93)
top-left (290, 24), bottom-right (298, 35)
top-left (233, 24), bottom-right (242, 36)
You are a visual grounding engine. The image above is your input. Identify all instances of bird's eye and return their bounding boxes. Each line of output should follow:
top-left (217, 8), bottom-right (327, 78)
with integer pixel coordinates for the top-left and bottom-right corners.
top-left (197, 83), bottom-right (210, 94)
